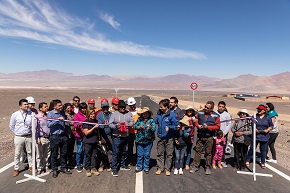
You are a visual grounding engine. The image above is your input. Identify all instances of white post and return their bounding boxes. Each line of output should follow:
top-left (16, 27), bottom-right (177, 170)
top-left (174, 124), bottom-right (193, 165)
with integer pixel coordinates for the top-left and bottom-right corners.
top-left (192, 90), bottom-right (195, 108)
top-left (16, 112), bottom-right (49, 184)
top-left (237, 113), bottom-right (273, 181)
top-left (115, 89), bottom-right (118, 97)
top-left (253, 113), bottom-right (257, 181)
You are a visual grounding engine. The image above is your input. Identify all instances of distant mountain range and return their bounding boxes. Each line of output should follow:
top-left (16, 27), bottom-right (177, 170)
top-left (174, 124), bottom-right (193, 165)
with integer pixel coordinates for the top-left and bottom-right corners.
top-left (0, 70), bottom-right (289, 94)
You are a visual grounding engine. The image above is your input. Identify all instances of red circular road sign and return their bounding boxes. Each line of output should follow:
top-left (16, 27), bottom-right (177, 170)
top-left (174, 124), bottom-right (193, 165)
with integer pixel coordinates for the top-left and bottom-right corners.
top-left (190, 82), bottom-right (198, 90)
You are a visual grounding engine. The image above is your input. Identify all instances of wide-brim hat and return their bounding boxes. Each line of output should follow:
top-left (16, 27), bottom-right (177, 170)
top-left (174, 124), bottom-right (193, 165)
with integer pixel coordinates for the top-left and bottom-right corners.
top-left (184, 106), bottom-right (196, 112)
top-left (137, 107), bottom-right (153, 116)
top-left (180, 116), bottom-right (191, 126)
top-left (118, 100), bottom-right (127, 107)
top-left (237, 109), bottom-right (249, 116)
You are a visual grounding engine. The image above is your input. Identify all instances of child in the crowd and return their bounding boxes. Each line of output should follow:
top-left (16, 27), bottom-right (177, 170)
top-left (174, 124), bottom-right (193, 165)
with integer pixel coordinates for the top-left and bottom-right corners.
top-left (134, 107), bottom-right (156, 174)
top-left (212, 130), bottom-right (226, 169)
top-left (174, 116), bottom-right (191, 175)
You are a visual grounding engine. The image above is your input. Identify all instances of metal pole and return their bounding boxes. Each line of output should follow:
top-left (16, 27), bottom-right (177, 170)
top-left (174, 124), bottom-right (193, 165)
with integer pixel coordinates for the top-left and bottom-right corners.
top-left (32, 112), bottom-right (36, 177)
top-left (253, 113), bottom-right (257, 181)
top-left (192, 90), bottom-right (195, 108)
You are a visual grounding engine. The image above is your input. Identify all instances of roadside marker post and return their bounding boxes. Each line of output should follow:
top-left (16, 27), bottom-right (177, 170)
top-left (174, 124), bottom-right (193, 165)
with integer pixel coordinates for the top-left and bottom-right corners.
top-left (115, 88), bottom-right (119, 97)
top-left (190, 82), bottom-right (198, 108)
top-left (237, 113), bottom-right (273, 181)
top-left (16, 113), bottom-right (49, 184)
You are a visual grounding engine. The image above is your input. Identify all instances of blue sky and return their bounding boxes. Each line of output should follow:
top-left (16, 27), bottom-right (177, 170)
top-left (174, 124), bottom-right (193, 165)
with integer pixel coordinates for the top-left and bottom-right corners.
top-left (0, 0), bottom-right (289, 78)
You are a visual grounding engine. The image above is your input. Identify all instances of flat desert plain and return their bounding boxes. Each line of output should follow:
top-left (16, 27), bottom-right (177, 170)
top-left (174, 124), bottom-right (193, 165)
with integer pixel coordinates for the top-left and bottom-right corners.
top-left (1, 89), bottom-right (290, 170)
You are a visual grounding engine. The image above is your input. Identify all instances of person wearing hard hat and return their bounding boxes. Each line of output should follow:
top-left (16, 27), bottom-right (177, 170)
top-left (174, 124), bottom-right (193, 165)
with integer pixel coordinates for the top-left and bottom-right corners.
top-left (109, 100), bottom-right (134, 177)
top-left (109, 97), bottom-right (119, 113)
top-left (95, 98), bottom-right (108, 118)
top-left (87, 98), bottom-right (96, 111)
top-left (126, 97), bottom-right (140, 166)
top-left (26, 96), bottom-right (38, 114)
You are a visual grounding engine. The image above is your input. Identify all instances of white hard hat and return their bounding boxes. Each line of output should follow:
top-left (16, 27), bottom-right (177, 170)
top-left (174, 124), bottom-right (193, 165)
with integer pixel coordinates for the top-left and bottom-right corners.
top-left (127, 97), bottom-right (136, 105)
top-left (26, 96), bottom-right (36, 104)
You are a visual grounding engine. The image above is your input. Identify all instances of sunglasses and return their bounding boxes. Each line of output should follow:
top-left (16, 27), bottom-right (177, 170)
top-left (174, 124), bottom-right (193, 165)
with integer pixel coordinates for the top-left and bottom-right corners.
top-left (73, 100), bottom-right (80, 102)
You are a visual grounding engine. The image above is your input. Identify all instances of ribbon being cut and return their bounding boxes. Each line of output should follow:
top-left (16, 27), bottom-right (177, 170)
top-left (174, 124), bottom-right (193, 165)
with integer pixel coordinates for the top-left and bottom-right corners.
top-left (220, 116), bottom-right (258, 123)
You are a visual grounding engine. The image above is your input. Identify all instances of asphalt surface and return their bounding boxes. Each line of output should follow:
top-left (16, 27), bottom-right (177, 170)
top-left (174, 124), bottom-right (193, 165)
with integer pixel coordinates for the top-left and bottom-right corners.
top-left (1, 95), bottom-right (290, 193)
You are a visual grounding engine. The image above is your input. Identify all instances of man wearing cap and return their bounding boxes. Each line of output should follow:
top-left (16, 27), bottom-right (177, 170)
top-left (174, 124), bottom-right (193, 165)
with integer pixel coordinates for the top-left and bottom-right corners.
top-left (109, 100), bottom-right (134, 177)
top-left (191, 101), bottom-right (220, 175)
top-left (215, 101), bottom-right (231, 168)
top-left (10, 99), bottom-right (34, 177)
top-left (87, 98), bottom-right (96, 110)
top-left (127, 97), bottom-right (140, 166)
top-left (97, 100), bottom-right (113, 172)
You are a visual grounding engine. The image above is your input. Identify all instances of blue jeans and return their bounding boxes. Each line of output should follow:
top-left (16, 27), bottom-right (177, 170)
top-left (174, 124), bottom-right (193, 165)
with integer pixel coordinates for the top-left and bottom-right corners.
top-left (76, 139), bottom-right (86, 167)
top-left (185, 143), bottom-right (193, 166)
top-left (112, 137), bottom-right (127, 172)
top-left (246, 140), bottom-right (268, 164)
top-left (136, 143), bottom-right (153, 171)
top-left (175, 145), bottom-right (187, 169)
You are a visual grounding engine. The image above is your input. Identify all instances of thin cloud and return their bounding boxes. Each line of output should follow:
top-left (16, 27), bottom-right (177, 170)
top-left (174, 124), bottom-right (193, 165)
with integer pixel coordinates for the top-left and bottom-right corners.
top-left (99, 12), bottom-right (121, 31)
top-left (0, 0), bottom-right (206, 59)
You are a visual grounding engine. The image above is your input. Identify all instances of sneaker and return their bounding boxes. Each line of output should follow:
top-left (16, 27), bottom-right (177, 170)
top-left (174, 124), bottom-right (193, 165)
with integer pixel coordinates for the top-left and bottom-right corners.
top-left (212, 164), bottom-right (216, 169)
top-left (266, 159), bottom-right (273, 162)
top-left (179, 168), bottom-right (183, 175)
top-left (174, 168), bottom-right (178, 175)
top-left (165, 170), bottom-right (170, 176)
top-left (77, 167), bottom-right (82, 173)
top-left (189, 167), bottom-right (199, 173)
top-left (60, 169), bottom-right (72, 174)
top-left (144, 170), bottom-right (149, 174)
top-left (205, 167), bottom-right (211, 175)
top-left (86, 170), bottom-right (92, 177)
top-left (185, 165), bottom-right (190, 171)
top-left (112, 171), bottom-right (118, 177)
top-left (221, 162), bottom-right (227, 168)
top-left (218, 164), bottom-right (223, 169)
top-left (106, 168), bottom-right (112, 172)
top-left (272, 159), bottom-right (277, 163)
top-left (91, 169), bottom-right (100, 176)
top-left (120, 166), bottom-right (131, 171)
top-left (98, 167), bottom-right (103, 172)
top-left (155, 169), bottom-right (162, 175)
top-left (37, 169), bottom-right (42, 175)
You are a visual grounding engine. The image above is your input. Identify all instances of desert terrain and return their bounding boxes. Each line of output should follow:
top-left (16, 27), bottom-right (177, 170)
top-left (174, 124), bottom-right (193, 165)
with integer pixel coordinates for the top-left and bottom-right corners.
top-left (1, 88), bottom-right (290, 171)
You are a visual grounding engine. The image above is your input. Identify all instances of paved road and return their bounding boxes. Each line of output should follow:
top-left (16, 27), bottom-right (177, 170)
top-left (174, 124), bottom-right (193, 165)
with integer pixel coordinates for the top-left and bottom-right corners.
top-left (1, 95), bottom-right (290, 193)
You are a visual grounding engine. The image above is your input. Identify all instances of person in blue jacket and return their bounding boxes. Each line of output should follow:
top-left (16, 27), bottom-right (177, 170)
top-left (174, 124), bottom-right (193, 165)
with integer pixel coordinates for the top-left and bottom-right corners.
top-left (155, 99), bottom-right (179, 176)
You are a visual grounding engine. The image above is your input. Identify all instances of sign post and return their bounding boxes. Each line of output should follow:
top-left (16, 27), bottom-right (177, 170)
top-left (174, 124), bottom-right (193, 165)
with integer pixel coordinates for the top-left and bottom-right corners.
top-left (190, 82), bottom-right (198, 108)
top-left (114, 88), bottom-right (119, 97)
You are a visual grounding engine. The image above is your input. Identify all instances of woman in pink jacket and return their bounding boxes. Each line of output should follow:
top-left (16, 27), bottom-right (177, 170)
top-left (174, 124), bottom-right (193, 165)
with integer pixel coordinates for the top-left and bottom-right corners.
top-left (74, 102), bottom-right (87, 172)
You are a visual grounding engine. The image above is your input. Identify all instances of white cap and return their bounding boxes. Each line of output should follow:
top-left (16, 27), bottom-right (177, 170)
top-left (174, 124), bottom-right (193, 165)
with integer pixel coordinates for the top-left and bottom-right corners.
top-left (26, 96), bottom-right (36, 104)
top-left (127, 97), bottom-right (136, 105)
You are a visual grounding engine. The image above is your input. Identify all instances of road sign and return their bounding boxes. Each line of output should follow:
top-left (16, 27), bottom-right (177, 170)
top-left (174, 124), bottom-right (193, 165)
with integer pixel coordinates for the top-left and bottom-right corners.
top-left (190, 82), bottom-right (198, 90)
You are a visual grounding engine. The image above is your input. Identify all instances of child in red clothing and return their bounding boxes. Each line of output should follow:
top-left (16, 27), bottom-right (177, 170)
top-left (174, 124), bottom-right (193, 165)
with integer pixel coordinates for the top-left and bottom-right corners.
top-left (212, 130), bottom-right (226, 169)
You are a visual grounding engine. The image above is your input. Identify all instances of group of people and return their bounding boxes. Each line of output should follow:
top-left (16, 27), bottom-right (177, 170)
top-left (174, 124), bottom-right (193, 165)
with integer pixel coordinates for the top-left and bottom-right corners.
top-left (9, 95), bottom-right (279, 179)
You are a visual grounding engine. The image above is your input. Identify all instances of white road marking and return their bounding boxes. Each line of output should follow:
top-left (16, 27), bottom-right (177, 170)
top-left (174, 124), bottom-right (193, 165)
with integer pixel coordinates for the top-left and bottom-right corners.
top-left (135, 97), bottom-right (144, 193)
top-left (228, 143), bottom-right (290, 182)
top-left (0, 162), bottom-right (14, 174)
top-left (135, 171), bottom-right (143, 193)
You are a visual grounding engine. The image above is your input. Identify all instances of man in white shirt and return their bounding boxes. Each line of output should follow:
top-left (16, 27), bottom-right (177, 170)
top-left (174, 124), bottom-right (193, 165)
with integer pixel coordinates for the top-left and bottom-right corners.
top-left (9, 99), bottom-right (34, 177)
top-left (215, 101), bottom-right (232, 168)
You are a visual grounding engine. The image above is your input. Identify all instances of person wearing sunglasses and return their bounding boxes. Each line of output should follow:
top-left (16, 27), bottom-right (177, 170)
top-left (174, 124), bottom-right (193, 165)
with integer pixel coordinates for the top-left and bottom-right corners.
top-left (72, 96), bottom-right (80, 114)
top-left (190, 101), bottom-right (220, 175)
